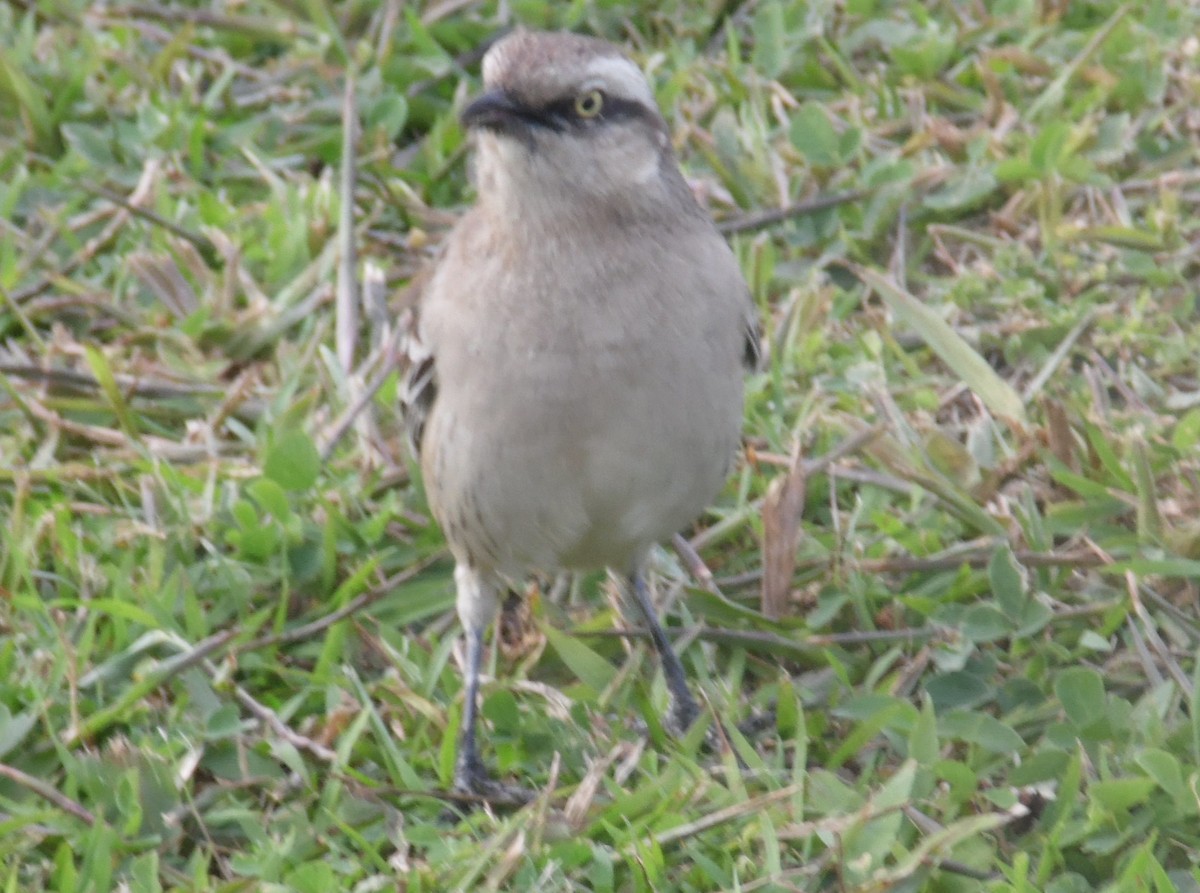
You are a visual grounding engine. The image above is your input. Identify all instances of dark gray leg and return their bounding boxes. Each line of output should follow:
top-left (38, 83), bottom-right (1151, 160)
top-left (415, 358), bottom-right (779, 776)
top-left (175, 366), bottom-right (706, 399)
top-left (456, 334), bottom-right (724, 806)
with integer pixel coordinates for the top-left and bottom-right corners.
top-left (452, 624), bottom-right (488, 793)
top-left (449, 565), bottom-right (532, 807)
top-left (449, 623), bottom-right (534, 806)
top-left (628, 570), bottom-right (700, 734)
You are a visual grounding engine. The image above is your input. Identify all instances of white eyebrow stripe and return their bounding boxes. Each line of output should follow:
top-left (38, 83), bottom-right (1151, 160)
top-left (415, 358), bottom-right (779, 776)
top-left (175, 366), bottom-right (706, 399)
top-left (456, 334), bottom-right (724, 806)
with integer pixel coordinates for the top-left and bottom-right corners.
top-left (581, 56), bottom-right (655, 107)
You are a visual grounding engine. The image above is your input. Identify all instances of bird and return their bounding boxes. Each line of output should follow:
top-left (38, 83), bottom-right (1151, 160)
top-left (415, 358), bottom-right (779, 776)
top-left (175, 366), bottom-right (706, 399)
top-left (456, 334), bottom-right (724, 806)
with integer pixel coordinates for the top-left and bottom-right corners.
top-left (401, 28), bottom-right (760, 801)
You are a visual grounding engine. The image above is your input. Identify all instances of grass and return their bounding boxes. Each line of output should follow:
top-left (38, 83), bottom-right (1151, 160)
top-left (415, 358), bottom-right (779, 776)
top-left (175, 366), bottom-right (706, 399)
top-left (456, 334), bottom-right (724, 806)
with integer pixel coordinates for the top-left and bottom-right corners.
top-left (2, 0), bottom-right (1199, 890)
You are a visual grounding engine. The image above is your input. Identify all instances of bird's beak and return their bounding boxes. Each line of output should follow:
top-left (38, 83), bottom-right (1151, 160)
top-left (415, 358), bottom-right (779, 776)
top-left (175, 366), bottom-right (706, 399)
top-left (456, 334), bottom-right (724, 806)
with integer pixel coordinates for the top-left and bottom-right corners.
top-left (461, 89), bottom-right (551, 135)
top-left (462, 89), bottom-right (522, 129)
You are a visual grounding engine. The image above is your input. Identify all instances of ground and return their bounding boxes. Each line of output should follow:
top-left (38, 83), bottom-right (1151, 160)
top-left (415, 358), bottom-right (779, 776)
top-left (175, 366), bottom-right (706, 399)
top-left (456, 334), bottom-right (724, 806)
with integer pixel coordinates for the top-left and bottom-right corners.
top-left (1, 1), bottom-right (1199, 891)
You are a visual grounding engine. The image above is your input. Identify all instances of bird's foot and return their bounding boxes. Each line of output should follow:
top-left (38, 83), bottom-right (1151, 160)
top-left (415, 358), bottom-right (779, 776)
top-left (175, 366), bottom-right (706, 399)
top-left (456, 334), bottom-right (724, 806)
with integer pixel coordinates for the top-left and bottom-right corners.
top-left (664, 697), bottom-right (701, 739)
top-left (668, 703), bottom-right (780, 758)
top-left (444, 752), bottom-right (535, 817)
top-left (735, 707), bottom-right (777, 740)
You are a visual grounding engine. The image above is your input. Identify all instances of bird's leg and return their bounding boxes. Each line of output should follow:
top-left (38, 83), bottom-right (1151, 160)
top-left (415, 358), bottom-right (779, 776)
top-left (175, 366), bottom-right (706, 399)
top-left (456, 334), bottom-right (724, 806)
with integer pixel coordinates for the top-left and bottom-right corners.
top-left (453, 622), bottom-right (489, 794)
top-left (450, 564), bottom-right (532, 807)
top-left (628, 570), bottom-right (700, 735)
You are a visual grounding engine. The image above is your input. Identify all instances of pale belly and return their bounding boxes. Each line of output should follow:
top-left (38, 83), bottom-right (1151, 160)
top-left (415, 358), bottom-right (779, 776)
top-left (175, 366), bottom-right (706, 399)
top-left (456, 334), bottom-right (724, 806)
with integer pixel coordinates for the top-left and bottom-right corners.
top-left (422, 353), bottom-right (742, 577)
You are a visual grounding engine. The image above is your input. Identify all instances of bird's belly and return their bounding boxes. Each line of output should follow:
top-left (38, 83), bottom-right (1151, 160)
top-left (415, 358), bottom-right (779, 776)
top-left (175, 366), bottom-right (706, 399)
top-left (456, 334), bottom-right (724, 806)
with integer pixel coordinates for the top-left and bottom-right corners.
top-left (425, 360), bottom-right (740, 576)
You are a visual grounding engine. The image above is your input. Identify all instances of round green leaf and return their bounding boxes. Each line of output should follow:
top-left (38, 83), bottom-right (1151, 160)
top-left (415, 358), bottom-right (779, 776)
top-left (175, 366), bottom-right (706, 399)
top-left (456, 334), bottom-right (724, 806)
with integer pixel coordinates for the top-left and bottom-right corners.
top-left (264, 428), bottom-right (320, 492)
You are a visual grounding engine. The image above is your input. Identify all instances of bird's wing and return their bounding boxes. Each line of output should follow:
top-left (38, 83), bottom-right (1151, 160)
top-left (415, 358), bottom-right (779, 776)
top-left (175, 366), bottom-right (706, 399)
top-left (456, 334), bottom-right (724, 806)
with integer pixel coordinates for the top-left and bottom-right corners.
top-left (742, 302), bottom-right (763, 373)
top-left (400, 323), bottom-right (437, 458)
top-left (393, 253), bottom-right (442, 460)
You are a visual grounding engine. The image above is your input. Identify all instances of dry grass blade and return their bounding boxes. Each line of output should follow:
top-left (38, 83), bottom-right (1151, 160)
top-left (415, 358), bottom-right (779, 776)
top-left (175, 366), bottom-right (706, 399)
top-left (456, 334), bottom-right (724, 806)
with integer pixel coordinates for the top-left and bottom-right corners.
top-left (337, 71), bottom-right (360, 374)
top-left (1126, 571), bottom-right (1192, 695)
top-left (651, 785), bottom-right (802, 847)
top-left (1022, 308), bottom-right (1097, 403)
top-left (127, 252), bottom-right (200, 318)
top-left (760, 441), bottom-right (806, 619)
top-left (564, 742), bottom-right (630, 829)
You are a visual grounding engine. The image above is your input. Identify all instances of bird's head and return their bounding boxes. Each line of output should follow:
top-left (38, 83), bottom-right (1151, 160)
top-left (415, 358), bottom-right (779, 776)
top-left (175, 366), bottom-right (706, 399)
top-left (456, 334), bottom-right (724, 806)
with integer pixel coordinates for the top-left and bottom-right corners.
top-left (462, 30), bottom-right (678, 213)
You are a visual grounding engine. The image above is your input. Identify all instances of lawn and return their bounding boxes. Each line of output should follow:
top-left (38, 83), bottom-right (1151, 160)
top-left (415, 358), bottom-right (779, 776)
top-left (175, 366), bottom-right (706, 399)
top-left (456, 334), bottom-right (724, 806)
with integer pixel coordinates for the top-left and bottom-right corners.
top-left (2, 1), bottom-right (1199, 890)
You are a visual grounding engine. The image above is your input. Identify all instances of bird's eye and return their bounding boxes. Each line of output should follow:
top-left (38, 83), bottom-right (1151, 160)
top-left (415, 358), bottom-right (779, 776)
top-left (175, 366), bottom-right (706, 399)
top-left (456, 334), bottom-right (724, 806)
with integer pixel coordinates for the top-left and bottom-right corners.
top-left (574, 90), bottom-right (604, 118)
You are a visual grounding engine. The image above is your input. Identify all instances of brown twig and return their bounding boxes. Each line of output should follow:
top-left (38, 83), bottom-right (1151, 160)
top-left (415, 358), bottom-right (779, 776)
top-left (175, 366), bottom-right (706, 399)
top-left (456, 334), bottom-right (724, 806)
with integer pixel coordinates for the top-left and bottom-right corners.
top-left (100, 4), bottom-right (308, 41)
top-left (237, 557), bottom-right (441, 654)
top-left (0, 362), bottom-right (222, 399)
top-left (79, 183), bottom-right (218, 263)
top-left (0, 762), bottom-right (97, 825)
top-left (574, 623), bottom-right (942, 657)
top-left (717, 190), bottom-right (870, 235)
top-left (716, 548), bottom-right (1107, 589)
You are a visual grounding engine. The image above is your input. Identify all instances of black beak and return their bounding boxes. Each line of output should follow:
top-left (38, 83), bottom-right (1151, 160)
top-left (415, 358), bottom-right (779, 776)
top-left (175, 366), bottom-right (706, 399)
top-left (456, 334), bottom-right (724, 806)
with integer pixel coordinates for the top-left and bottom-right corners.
top-left (461, 89), bottom-right (556, 135)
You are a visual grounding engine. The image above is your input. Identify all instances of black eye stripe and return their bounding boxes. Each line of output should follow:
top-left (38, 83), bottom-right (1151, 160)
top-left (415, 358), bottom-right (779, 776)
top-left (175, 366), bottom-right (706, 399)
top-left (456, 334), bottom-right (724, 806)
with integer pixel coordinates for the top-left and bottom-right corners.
top-left (543, 93), bottom-right (648, 125)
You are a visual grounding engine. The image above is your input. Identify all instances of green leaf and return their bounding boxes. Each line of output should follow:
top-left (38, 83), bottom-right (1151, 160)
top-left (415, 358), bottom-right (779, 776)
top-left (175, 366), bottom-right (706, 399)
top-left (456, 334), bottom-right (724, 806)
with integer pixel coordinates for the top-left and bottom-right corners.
top-left (775, 675), bottom-right (799, 738)
top-left (934, 759), bottom-right (978, 804)
top-left (367, 93), bottom-right (408, 140)
top-left (989, 545), bottom-right (1026, 618)
top-left (1193, 646), bottom-right (1200, 765)
top-left (85, 344), bottom-right (139, 438)
top-left (924, 167), bottom-right (999, 210)
top-left (482, 689), bottom-right (521, 735)
top-left (908, 695), bottom-right (938, 766)
top-left (127, 851), bottom-right (163, 893)
top-left (1117, 842), bottom-right (1176, 893)
top-left (1079, 630), bottom-right (1113, 652)
top-left (543, 624), bottom-right (616, 695)
top-left (1009, 748), bottom-right (1069, 786)
top-left (1042, 748), bottom-right (1082, 834)
top-left (925, 670), bottom-right (993, 711)
top-left (752, 1), bottom-right (787, 79)
top-left (857, 267), bottom-right (1027, 424)
top-left (790, 103), bottom-right (842, 167)
top-left (0, 48), bottom-right (56, 151)
top-left (205, 704), bottom-right (244, 739)
top-left (890, 26), bottom-right (955, 79)
top-left (0, 708), bottom-right (37, 759)
top-left (1054, 667), bottom-right (1106, 728)
top-left (1030, 121), bottom-right (1071, 175)
top-left (77, 597), bottom-right (160, 629)
top-left (284, 861), bottom-right (338, 893)
top-left (1090, 777), bottom-right (1155, 813)
top-left (1135, 749), bottom-right (1186, 805)
top-left (264, 428), bottom-right (321, 491)
top-left (879, 764), bottom-right (918, 809)
top-left (231, 498), bottom-right (258, 529)
top-left (961, 604), bottom-right (1011, 642)
top-left (1132, 439), bottom-right (1163, 544)
top-left (1171, 408), bottom-right (1200, 451)
top-left (248, 476), bottom-right (292, 521)
top-left (235, 522), bottom-right (281, 559)
top-left (994, 156), bottom-right (1036, 184)
top-left (1014, 599), bottom-right (1053, 637)
top-left (939, 710), bottom-right (1024, 753)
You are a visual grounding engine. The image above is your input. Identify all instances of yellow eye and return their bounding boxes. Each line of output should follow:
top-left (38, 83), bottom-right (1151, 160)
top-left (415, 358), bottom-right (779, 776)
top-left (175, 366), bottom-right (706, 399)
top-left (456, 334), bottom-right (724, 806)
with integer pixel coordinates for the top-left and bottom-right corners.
top-left (574, 90), bottom-right (604, 118)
